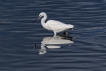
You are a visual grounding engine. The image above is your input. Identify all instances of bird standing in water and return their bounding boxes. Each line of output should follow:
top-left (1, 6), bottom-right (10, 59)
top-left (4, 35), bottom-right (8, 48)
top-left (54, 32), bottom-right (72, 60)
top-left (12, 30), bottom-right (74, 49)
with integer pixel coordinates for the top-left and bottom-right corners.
top-left (33, 12), bottom-right (74, 36)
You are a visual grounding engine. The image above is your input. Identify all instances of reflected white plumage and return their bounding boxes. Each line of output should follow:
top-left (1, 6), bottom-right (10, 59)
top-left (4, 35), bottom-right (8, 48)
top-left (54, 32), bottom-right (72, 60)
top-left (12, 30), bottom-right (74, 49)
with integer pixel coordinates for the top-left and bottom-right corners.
top-left (33, 12), bottom-right (74, 36)
top-left (39, 36), bottom-right (74, 55)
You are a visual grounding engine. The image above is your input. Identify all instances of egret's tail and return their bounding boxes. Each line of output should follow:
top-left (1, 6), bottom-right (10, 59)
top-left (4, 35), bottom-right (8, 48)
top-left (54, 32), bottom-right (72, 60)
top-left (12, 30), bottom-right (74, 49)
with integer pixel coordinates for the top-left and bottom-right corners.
top-left (67, 24), bottom-right (74, 30)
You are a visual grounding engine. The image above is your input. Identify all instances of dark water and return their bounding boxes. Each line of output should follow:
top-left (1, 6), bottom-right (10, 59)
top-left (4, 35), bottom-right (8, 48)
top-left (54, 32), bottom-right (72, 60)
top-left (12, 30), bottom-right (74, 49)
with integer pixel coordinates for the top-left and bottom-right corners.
top-left (0, 0), bottom-right (106, 71)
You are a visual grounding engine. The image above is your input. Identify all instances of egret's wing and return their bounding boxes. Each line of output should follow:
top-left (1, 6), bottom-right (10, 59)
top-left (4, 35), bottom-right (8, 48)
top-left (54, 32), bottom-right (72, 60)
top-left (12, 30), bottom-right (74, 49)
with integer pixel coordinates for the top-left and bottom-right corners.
top-left (46, 20), bottom-right (68, 31)
top-left (47, 20), bottom-right (66, 25)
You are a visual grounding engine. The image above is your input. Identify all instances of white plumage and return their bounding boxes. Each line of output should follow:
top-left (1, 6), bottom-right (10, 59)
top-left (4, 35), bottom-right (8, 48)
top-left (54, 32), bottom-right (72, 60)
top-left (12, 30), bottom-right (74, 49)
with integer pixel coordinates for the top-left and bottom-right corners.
top-left (33, 12), bottom-right (74, 36)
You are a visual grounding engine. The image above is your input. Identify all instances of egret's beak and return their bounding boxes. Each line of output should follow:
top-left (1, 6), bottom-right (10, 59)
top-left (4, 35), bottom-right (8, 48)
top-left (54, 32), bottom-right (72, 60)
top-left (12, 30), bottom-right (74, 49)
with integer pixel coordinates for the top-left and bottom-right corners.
top-left (33, 15), bottom-right (41, 23)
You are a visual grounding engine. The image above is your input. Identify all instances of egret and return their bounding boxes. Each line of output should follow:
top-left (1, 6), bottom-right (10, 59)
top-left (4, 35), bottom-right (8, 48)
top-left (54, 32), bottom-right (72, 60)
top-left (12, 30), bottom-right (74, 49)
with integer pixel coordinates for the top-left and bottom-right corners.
top-left (33, 12), bottom-right (74, 36)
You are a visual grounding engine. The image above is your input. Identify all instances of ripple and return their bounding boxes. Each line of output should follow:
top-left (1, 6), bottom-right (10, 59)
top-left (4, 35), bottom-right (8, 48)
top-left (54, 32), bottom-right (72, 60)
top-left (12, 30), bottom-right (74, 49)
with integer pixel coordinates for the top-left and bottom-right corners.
top-left (0, 0), bottom-right (106, 71)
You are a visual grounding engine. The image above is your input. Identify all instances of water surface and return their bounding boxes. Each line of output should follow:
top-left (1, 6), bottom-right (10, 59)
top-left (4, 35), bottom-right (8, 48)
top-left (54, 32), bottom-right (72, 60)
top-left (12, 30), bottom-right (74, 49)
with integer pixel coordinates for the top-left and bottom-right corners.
top-left (0, 0), bottom-right (106, 71)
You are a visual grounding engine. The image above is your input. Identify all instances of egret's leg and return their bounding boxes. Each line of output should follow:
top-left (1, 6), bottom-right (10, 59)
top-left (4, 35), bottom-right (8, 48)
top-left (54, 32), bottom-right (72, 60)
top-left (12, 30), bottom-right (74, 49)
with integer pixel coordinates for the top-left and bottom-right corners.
top-left (63, 31), bottom-right (68, 35)
top-left (53, 31), bottom-right (57, 37)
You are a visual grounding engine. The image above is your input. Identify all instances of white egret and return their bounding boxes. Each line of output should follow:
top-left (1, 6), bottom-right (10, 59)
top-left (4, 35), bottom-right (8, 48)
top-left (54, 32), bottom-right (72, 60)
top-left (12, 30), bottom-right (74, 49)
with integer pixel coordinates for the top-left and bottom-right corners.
top-left (33, 12), bottom-right (74, 36)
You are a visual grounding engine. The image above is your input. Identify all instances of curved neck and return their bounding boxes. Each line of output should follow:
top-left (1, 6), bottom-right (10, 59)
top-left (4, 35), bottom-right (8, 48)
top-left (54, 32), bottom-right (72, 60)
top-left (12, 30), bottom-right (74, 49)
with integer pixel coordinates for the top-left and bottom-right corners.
top-left (41, 13), bottom-right (47, 24)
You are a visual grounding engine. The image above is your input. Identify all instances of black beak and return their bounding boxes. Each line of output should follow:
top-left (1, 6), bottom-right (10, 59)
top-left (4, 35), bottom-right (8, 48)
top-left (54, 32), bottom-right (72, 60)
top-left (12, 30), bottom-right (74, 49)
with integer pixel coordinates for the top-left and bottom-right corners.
top-left (33, 15), bottom-right (41, 23)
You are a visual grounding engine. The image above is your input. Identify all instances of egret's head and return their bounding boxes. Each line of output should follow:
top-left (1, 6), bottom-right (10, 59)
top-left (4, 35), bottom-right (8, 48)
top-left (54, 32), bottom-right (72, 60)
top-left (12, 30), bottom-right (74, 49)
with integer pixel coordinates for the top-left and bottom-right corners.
top-left (39, 12), bottom-right (46, 16)
top-left (33, 12), bottom-right (46, 23)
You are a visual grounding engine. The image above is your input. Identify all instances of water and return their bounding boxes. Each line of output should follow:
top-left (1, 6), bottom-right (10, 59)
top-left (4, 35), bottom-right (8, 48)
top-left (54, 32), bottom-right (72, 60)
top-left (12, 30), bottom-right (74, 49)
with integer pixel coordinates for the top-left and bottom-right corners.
top-left (0, 0), bottom-right (106, 71)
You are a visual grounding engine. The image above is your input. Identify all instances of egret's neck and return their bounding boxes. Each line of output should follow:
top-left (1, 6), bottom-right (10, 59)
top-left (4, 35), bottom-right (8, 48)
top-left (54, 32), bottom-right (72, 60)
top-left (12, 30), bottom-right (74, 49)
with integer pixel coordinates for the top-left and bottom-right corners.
top-left (41, 14), bottom-right (47, 24)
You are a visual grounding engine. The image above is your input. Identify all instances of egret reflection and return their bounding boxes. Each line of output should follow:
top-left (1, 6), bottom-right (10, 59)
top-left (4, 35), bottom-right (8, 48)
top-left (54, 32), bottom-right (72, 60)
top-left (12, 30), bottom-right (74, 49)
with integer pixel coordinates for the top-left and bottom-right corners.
top-left (34, 35), bottom-right (74, 55)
